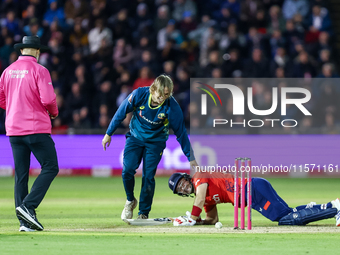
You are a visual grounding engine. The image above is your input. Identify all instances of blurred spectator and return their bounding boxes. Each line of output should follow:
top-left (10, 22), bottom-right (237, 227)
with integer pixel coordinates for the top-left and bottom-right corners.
top-left (269, 29), bottom-right (286, 58)
top-left (89, 0), bottom-right (108, 26)
top-left (0, 36), bottom-right (14, 67)
top-left (203, 50), bottom-right (220, 77)
top-left (246, 26), bottom-right (265, 57)
top-left (253, 9), bottom-right (267, 31)
top-left (318, 49), bottom-right (332, 69)
top-left (1, 10), bottom-right (21, 41)
top-left (155, 5), bottom-right (170, 33)
top-left (267, 5), bottom-right (285, 35)
top-left (172, 0), bottom-right (197, 22)
top-left (243, 48), bottom-right (269, 77)
top-left (92, 81), bottom-right (116, 121)
top-left (109, 8), bottom-right (132, 42)
top-left (240, 0), bottom-right (264, 31)
top-left (213, 4), bottom-right (238, 30)
top-left (69, 21), bottom-right (89, 55)
top-left (283, 19), bottom-right (304, 56)
top-left (88, 18), bottom-right (112, 54)
top-left (179, 11), bottom-right (197, 38)
top-left (176, 67), bottom-right (190, 94)
top-left (282, 0), bottom-right (309, 20)
top-left (132, 66), bottom-right (154, 90)
top-left (116, 71), bottom-right (132, 93)
top-left (133, 36), bottom-right (153, 63)
top-left (64, 0), bottom-right (89, 26)
top-left (222, 0), bottom-right (241, 17)
top-left (199, 24), bottom-right (221, 67)
top-left (221, 49), bottom-right (243, 77)
top-left (220, 23), bottom-right (246, 53)
top-left (113, 38), bottom-right (133, 68)
top-left (8, 51), bottom-right (18, 65)
top-left (22, 5), bottom-right (37, 26)
top-left (291, 51), bottom-right (317, 78)
top-left (134, 50), bottom-right (159, 76)
top-left (157, 19), bottom-right (184, 50)
top-left (270, 47), bottom-right (290, 77)
top-left (163, 60), bottom-right (176, 78)
top-left (65, 82), bottom-right (89, 125)
top-left (307, 4), bottom-right (332, 33)
top-left (23, 18), bottom-right (44, 37)
top-left (131, 3), bottom-right (153, 40)
top-left (317, 63), bottom-right (339, 78)
top-left (188, 15), bottom-right (216, 45)
top-left (43, 0), bottom-right (67, 29)
top-left (116, 85), bottom-right (130, 107)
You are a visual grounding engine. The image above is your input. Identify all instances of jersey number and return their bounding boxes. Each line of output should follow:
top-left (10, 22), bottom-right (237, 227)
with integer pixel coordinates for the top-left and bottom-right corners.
top-left (213, 194), bottom-right (221, 203)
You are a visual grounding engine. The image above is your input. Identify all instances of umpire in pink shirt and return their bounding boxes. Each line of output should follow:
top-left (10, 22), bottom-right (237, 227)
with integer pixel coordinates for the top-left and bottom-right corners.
top-left (0, 36), bottom-right (59, 232)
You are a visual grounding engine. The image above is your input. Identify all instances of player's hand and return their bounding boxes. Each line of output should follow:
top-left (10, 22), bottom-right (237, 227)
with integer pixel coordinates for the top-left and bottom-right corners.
top-left (173, 211), bottom-right (196, 226)
top-left (190, 160), bottom-right (199, 172)
top-left (102, 134), bottom-right (111, 151)
top-left (47, 111), bottom-right (58, 119)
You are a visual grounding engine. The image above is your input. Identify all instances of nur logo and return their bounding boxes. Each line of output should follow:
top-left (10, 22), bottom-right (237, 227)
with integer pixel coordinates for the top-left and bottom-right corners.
top-left (197, 82), bottom-right (222, 115)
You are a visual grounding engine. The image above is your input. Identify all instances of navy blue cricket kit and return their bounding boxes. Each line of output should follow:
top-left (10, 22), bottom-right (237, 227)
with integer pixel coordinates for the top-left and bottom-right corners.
top-left (106, 87), bottom-right (193, 216)
top-left (248, 178), bottom-right (292, 221)
top-left (247, 178), bottom-right (337, 224)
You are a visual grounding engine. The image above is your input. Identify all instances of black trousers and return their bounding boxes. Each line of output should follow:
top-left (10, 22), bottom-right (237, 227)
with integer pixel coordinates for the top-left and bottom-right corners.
top-left (9, 134), bottom-right (59, 215)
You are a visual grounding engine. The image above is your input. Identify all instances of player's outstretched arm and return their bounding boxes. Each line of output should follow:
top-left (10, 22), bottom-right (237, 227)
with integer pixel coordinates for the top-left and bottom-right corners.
top-left (102, 134), bottom-right (111, 151)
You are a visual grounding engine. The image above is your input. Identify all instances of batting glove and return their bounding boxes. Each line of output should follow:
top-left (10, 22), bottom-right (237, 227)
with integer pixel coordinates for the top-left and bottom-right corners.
top-left (173, 211), bottom-right (196, 226)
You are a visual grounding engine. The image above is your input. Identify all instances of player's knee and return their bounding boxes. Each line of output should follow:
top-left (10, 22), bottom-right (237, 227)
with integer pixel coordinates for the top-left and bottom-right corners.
top-left (122, 170), bottom-right (135, 180)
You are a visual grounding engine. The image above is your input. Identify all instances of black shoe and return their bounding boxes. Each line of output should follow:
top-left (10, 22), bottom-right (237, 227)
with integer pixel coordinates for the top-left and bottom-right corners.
top-left (16, 204), bottom-right (44, 231)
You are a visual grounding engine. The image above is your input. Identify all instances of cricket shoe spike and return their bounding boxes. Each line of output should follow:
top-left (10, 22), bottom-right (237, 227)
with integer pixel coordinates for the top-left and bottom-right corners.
top-left (331, 198), bottom-right (340, 211)
top-left (16, 204), bottom-right (44, 231)
top-left (121, 198), bottom-right (138, 220)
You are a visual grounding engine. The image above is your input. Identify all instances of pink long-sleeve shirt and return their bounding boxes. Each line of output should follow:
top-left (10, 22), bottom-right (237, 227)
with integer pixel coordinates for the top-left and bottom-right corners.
top-left (0, 56), bottom-right (58, 136)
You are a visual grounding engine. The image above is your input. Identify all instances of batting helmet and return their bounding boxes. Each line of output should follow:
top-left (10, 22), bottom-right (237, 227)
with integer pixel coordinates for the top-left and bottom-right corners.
top-left (168, 172), bottom-right (192, 197)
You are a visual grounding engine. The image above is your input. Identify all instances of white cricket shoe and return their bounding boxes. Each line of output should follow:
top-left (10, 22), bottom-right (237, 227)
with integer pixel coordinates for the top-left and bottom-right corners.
top-left (19, 222), bottom-right (35, 232)
top-left (336, 211), bottom-right (340, 227)
top-left (121, 198), bottom-right (138, 220)
top-left (331, 198), bottom-right (340, 211)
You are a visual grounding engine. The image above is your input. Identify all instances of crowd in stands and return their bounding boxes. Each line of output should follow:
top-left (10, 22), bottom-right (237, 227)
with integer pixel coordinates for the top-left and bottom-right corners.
top-left (0, 0), bottom-right (338, 134)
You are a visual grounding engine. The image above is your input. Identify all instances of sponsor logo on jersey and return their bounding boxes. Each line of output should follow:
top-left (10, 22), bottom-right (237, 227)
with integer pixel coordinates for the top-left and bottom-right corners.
top-left (138, 111), bottom-right (162, 125)
top-left (9, 69), bottom-right (29, 79)
top-left (225, 180), bottom-right (234, 192)
top-left (158, 113), bottom-right (166, 119)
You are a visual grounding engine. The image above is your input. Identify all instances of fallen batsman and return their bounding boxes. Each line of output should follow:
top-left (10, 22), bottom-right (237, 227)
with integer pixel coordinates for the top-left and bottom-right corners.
top-left (168, 172), bottom-right (340, 227)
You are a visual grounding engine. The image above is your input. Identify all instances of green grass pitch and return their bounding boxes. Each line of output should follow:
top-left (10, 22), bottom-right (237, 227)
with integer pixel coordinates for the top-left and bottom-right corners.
top-left (0, 176), bottom-right (339, 254)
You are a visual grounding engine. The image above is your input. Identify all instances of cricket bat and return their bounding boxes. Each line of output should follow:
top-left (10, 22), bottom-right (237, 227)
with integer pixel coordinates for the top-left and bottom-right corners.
top-left (123, 217), bottom-right (174, 226)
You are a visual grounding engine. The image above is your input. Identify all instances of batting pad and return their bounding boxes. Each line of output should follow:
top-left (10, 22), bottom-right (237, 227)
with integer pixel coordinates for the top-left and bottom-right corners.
top-left (123, 218), bottom-right (172, 226)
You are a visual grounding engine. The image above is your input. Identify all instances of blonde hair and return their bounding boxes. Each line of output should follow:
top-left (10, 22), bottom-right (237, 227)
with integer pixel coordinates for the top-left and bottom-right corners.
top-left (149, 74), bottom-right (174, 97)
